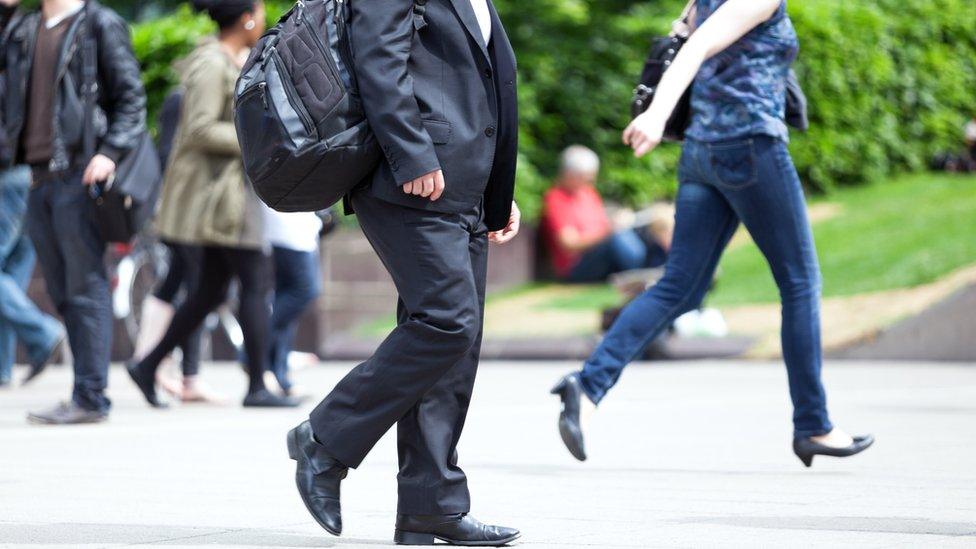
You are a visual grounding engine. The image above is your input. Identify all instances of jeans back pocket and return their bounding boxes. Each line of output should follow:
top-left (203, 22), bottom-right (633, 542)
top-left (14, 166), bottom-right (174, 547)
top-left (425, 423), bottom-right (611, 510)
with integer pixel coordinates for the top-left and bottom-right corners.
top-left (708, 139), bottom-right (757, 189)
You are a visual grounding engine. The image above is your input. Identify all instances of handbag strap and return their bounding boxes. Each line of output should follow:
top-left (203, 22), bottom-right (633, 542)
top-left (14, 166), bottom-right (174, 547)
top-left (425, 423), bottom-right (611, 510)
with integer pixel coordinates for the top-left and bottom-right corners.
top-left (671, 0), bottom-right (697, 38)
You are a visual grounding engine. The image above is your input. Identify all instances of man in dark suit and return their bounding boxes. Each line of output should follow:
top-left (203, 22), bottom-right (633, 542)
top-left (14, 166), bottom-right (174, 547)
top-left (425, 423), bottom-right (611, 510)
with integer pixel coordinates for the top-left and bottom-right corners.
top-left (286, 0), bottom-right (521, 546)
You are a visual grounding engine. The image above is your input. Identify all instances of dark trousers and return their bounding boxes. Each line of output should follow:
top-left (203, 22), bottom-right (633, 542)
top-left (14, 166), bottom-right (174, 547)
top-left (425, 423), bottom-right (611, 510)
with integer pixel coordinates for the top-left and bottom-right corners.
top-left (566, 229), bottom-right (670, 283)
top-left (269, 246), bottom-right (321, 391)
top-left (310, 191), bottom-right (488, 515)
top-left (153, 241), bottom-right (204, 377)
top-left (140, 246), bottom-right (272, 394)
top-left (26, 170), bottom-right (111, 412)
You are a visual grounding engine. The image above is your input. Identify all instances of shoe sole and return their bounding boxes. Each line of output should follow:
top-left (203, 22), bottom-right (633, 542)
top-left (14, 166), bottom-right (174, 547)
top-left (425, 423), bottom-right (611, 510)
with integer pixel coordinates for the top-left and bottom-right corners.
top-left (551, 376), bottom-right (587, 462)
top-left (27, 415), bottom-right (107, 425)
top-left (557, 415), bottom-right (587, 462)
top-left (287, 427), bottom-right (341, 537)
top-left (395, 530), bottom-right (521, 546)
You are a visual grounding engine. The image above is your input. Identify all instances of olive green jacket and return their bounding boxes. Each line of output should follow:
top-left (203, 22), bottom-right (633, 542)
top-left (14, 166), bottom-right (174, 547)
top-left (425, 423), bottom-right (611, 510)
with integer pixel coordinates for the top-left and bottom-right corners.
top-left (154, 39), bottom-right (264, 249)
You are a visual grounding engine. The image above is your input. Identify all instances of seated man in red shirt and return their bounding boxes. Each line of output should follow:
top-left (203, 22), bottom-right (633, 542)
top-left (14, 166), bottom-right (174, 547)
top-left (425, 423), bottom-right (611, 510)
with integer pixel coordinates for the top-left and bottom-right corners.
top-left (542, 146), bottom-right (669, 283)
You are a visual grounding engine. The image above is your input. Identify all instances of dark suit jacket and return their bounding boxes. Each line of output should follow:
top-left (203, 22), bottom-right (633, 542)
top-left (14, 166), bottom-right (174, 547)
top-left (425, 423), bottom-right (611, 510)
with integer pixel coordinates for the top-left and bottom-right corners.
top-left (350, 0), bottom-right (518, 231)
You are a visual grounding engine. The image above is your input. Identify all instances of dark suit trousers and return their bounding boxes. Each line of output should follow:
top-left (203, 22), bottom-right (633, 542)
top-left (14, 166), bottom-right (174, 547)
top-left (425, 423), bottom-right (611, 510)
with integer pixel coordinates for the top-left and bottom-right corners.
top-left (309, 190), bottom-right (488, 515)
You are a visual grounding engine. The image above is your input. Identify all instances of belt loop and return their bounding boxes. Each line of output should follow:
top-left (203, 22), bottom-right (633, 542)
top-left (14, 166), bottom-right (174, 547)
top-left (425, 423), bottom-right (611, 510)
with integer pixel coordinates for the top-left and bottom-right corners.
top-left (413, 0), bottom-right (428, 31)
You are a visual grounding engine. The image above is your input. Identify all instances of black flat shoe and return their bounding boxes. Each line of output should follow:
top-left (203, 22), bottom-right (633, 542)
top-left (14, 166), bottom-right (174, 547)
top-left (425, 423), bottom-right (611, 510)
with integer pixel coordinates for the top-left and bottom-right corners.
top-left (287, 420), bottom-right (348, 536)
top-left (126, 361), bottom-right (168, 409)
top-left (243, 389), bottom-right (300, 408)
top-left (22, 332), bottom-right (64, 386)
top-left (793, 434), bottom-right (875, 467)
top-left (550, 373), bottom-right (587, 461)
top-left (395, 514), bottom-right (520, 546)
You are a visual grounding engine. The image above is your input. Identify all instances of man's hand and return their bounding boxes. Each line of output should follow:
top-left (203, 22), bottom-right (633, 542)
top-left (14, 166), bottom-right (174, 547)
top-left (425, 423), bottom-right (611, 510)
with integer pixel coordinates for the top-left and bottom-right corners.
top-left (489, 201), bottom-right (521, 244)
top-left (402, 169), bottom-right (445, 201)
top-left (82, 154), bottom-right (117, 186)
top-left (622, 112), bottom-right (665, 158)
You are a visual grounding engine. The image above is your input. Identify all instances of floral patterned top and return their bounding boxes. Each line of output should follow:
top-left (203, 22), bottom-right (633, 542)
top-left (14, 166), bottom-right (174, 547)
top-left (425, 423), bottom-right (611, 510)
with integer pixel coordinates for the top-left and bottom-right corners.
top-left (685, 0), bottom-right (798, 143)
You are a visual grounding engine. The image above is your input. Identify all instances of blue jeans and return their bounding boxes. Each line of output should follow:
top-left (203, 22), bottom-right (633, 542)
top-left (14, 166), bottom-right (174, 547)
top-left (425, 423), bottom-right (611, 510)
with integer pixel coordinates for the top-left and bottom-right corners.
top-left (268, 246), bottom-right (321, 391)
top-left (27, 170), bottom-right (111, 413)
top-left (578, 136), bottom-right (832, 438)
top-left (0, 167), bottom-right (62, 383)
top-left (567, 230), bottom-right (649, 283)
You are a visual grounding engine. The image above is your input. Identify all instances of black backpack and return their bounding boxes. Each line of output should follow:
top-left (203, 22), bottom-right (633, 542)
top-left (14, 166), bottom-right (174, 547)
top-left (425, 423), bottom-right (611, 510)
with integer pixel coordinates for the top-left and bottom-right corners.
top-left (234, 0), bottom-right (388, 212)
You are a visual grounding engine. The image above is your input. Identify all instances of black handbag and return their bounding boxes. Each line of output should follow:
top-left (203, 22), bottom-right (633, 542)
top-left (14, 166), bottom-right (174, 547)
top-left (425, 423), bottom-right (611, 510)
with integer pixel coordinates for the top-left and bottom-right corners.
top-left (80, 3), bottom-right (162, 244)
top-left (631, 0), bottom-right (810, 141)
top-left (785, 68), bottom-right (809, 132)
top-left (631, 0), bottom-right (695, 142)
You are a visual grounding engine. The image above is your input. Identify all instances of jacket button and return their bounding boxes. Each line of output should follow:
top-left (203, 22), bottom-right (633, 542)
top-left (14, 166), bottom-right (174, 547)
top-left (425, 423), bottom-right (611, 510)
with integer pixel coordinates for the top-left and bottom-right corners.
top-left (485, 126), bottom-right (496, 137)
top-left (484, 68), bottom-right (492, 79)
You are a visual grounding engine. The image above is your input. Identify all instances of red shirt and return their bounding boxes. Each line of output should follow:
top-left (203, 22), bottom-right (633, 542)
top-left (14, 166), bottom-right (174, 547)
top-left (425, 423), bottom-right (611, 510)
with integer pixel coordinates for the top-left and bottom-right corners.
top-left (541, 185), bottom-right (611, 277)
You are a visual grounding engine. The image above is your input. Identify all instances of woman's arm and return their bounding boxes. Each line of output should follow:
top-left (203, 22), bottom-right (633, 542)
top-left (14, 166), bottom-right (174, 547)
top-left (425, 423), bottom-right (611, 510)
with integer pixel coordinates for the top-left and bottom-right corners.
top-left (623, 0), bottom-right (781, 157)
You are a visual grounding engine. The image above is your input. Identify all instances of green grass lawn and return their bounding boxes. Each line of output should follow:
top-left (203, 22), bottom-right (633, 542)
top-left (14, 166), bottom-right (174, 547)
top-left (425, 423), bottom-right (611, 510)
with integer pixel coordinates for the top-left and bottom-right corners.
top-left (357, 172), bottom-right (976, 336)
top-left (710, 172), bottom-right (976, 305)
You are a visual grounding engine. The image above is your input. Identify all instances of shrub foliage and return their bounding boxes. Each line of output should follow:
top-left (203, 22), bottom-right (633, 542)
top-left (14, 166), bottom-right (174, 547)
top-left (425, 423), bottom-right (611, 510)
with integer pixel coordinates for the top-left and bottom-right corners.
top-left (128, 0), bottom-right (976, 218)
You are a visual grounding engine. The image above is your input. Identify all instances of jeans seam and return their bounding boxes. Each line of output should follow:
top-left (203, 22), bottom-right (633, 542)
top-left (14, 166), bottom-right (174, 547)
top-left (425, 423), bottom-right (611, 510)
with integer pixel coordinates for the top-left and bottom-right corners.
top-left (769, 145), bottom-right (830, 436)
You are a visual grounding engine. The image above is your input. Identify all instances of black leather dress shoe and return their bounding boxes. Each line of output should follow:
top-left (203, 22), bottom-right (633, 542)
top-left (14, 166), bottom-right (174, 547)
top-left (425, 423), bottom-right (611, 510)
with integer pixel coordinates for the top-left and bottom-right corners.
top-left (287, 420), bottom-right (348, 536)
top-left (126, 361), bottom-right (168, 409)
top-left (793, 434), bottom-right (875, 467)
top-left (243, 389), bottom-right (300, 408)
top-left (394, 514), bottom-right (520, 546)
top-left (550, 373), bottom-right (587, 461)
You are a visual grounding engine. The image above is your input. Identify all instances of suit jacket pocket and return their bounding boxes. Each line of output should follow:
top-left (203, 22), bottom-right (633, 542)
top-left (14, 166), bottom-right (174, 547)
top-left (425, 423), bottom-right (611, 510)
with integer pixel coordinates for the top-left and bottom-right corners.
top-left (421, 119), bottom-right (452, 145)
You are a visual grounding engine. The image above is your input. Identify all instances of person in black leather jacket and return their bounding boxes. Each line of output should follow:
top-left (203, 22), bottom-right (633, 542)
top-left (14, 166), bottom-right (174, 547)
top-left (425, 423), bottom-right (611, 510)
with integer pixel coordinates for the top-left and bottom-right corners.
top-left (0, 0), bottom-right (147, 425)
top-left (1, 0), bottom-right (145, 173)
top-left (0, 0), bottom-right (21, 158)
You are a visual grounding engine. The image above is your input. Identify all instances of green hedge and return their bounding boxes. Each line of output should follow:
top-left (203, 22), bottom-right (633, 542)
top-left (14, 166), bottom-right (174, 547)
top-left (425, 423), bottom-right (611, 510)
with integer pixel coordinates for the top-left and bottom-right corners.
top-left (129, 0), bottom-right (976, 218)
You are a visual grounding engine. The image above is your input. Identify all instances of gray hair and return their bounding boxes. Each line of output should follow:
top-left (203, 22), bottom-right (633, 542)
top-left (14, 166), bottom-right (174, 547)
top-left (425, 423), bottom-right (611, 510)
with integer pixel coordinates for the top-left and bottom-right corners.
top-left (559, 145), bottom-right (600, 175)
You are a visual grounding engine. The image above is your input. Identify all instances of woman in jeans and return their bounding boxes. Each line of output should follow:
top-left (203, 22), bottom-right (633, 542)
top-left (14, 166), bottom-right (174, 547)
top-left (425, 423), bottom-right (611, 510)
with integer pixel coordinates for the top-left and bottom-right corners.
top-left (127, 0), bottom-right (297, 408)
top-left (552, 0), bottom-right (873, 466)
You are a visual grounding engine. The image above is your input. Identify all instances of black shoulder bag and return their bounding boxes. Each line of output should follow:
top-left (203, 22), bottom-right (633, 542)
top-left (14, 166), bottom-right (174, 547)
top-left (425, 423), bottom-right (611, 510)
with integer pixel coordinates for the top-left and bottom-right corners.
top-left (81, 4), bottom-right (162, 244)
top-left (630, 0), bottom-right (695, 142)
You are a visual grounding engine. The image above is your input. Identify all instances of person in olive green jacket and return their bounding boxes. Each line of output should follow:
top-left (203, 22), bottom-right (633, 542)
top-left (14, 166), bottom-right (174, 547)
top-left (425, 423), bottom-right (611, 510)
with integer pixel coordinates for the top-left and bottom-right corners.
top-left (128, 0), bottom-right (298, 409)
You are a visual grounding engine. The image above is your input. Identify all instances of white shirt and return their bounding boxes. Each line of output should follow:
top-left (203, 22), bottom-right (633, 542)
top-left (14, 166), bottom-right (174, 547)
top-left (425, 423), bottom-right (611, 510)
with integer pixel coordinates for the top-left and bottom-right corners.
top-left (45, 2), bottom-right (83, 29)
top-left (468, 0), bottom-right (492, 46)
top-left (263, 209), bottom-right (323, 253)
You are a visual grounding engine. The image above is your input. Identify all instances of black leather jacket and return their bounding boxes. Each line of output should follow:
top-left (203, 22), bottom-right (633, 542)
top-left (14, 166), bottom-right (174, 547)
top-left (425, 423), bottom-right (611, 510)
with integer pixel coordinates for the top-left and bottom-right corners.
top-left (0, 1), bottom-right (146, 170)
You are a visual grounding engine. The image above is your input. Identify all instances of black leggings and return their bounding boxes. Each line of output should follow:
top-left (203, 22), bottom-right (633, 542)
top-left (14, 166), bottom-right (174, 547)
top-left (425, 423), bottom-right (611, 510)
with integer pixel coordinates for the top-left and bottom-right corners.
top-left (153, 241), bottom-right (203, 377)
top-left (141, 246), bottom-right (273, 395)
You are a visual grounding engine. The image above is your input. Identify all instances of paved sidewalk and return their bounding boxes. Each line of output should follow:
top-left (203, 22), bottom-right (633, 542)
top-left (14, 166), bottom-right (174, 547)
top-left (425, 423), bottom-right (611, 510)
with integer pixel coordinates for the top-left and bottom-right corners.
top-left (1, 360), bottom-right (974, 548)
